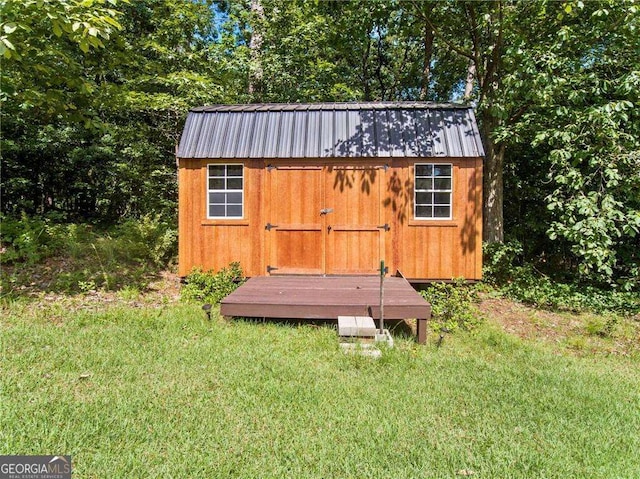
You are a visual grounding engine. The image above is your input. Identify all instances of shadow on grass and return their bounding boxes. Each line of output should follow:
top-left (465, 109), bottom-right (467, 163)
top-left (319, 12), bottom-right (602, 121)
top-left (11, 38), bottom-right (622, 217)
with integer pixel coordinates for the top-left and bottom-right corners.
top-left (229, 317), bottom-right (417, 340)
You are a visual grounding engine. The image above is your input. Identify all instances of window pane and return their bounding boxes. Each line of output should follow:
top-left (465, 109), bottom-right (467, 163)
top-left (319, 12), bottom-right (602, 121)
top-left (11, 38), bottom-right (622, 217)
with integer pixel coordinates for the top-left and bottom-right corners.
top-left (209, 205), bottom-right (225, 217)
top-left (208, 165), bottom-right (225, 177)
top-left (434, 192), bottom-right (450, 205)
top-left (227, 178), bottom-right (243, 189)
top-left (434, 165), bottom-right (451, 176)
top-left (416, 205), bottom-right (432, 218)
top-left (227, 205), bottom-right (242, 217)
top-left (227, 165), bottom-right (243, 177)
top-left (227, 192), bottom-right (242, 204)
top-left (434, 206), bottom-right (451, 218)
top-left (209, 178), bottom-right (224, 189)
top-left (434, 178), bottom-right (451, 190)
top-left (415, 178), bottom-right (432, 190)
top-left (416, 192), bottom-right (432, 205)
top-left (210, 192), bottom-right (225, 204)
top-left (415, 164), bottom-right (432, 176)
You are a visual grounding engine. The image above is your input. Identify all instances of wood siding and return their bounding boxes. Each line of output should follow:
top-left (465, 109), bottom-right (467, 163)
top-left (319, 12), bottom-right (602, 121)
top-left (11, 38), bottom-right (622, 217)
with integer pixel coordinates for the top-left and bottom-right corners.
top-left (387, 158), bottom-right (483, 280)
top-left (178, 158), bottom-right (482, 280)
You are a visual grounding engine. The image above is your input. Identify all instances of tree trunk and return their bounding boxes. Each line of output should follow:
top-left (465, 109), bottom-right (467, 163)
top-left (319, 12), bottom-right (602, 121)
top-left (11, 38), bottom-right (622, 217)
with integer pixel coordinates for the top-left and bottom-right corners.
top-left (481, 117), bottom-right (504, 243)
top-left (248, 0), bottom-right (264, 99)
top-left (464, 60), bottom-right (475, 100)
top-left (419, 23), bottom-right (434, 100)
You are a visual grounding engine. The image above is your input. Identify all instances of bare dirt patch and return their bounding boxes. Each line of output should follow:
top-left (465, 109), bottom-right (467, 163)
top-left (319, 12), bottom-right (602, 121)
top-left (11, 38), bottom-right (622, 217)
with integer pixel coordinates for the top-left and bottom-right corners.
top-left (477, 295), bottom-right (640, 357)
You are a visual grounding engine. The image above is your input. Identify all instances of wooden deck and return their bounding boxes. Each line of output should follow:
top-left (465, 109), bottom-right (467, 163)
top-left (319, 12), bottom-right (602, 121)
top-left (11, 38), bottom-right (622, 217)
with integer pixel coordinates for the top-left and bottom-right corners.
top-left (221, 276), bottom-right (431, 343)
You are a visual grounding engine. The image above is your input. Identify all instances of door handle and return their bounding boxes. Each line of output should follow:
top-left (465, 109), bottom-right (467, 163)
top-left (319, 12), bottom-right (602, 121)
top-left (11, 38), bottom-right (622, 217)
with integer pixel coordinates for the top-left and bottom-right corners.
top-left (320, 208), bottom-right (334, 215)
top-left (327, 225), bottom-right (332, 233)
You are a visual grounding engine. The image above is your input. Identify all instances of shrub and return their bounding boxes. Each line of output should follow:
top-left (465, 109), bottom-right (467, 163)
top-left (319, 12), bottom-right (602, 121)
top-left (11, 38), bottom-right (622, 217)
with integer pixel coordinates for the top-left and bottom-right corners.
top-left (1, 213), bottom-right (178, 295)
top-left (483, 241), bottom-right (640, 315)
top-left (419, 280), bottom-right (483, 333)
top-left (114, 215), bottom-right (177, 267)
top-left (181, 263), bottom-right (246, 305)
top-left (482, 240), bottom-right (524, 285)
top-left (0, 213), bottom-right (67, 264)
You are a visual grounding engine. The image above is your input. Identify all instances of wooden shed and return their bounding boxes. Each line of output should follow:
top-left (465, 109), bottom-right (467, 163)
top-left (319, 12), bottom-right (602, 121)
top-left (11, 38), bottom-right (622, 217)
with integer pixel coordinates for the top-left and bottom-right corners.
top-left (177, 102), bottom-right (484, 281)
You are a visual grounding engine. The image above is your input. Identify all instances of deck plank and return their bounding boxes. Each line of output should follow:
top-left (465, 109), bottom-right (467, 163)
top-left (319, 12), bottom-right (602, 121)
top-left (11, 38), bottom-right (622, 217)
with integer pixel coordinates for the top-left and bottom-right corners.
top-left (221, 276), bottom-right (431, 329)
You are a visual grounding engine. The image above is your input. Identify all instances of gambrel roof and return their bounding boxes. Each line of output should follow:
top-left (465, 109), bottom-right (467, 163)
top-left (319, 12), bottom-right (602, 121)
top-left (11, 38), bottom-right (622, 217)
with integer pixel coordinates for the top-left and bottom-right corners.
top-left (177, 102), bottom-right (485, 159)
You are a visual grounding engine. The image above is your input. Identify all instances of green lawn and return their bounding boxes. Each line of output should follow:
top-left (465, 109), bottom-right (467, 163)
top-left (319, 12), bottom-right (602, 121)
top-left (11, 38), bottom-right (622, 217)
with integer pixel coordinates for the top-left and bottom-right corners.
top-left (1, 301), bottom-right (639, 478)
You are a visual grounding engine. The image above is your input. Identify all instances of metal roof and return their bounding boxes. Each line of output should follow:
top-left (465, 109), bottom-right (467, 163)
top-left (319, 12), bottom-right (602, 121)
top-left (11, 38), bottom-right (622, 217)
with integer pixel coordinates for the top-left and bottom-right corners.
top-left (177, 102), bottom-right (485, 159)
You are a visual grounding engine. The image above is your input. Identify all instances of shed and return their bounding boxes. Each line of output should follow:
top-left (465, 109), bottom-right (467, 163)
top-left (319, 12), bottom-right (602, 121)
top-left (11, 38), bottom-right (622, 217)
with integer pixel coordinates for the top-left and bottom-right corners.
top-left (177, 102), bottom-right (484, 281)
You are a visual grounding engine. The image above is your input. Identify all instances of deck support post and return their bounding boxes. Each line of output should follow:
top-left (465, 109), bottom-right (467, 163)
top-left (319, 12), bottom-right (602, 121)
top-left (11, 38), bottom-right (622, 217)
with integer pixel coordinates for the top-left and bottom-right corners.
top-left (416, 318), bottom-right (428, 344)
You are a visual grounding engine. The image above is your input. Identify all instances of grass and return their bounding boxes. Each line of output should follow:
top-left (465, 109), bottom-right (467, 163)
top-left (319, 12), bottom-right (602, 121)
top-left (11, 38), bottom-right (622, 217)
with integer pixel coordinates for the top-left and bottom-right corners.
top-left (2, 300), bottom-right (639, 478)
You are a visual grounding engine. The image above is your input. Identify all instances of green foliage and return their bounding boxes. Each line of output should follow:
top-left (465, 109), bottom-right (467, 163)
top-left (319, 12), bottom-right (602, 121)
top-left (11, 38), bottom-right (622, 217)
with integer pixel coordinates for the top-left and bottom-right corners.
top-left (419, 280), bottom-right (483, 333)
top-left (1, 0), bottom-right (124, 122)
top-left (497, 0), bottom-right (640, 290)
top-left (1, 0), bottom-right (229, 221)
top-left (584, 315), bottom-right (620, 338)
top-left (1, 214), bottom-right (176, 295)
top-left (181, 263), bottom-right (246, 305)
top-left (484, 242), bottom-right (640, 315)
top-left (2, 0), bottom-right (639, 294)
top-left (114, 215), bottom-right (178, 267)
top-left (0, 213), bottom-right (68, 263)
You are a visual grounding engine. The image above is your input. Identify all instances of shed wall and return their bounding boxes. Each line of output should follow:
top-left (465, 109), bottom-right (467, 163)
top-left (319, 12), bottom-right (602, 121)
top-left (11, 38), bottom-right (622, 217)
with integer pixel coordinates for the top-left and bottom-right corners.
top-left (178, 158), bottom-right (482, 280)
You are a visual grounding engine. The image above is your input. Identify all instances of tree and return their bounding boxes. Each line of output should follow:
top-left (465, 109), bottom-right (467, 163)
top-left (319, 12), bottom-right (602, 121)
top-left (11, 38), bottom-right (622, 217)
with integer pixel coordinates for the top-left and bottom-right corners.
top-left (1, 0), bottom-right (123, 123)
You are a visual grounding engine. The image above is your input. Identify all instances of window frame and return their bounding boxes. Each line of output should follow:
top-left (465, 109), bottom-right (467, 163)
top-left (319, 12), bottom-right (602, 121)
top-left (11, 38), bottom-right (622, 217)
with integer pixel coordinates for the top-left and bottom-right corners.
top-left (413, 162), bottom-right (453, 220)
top-left (206, 163), bottom-right (244, 220)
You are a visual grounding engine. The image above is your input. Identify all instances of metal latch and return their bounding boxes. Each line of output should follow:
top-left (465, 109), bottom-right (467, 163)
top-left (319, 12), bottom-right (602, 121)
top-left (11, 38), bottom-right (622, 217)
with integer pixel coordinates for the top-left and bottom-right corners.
top-left (267, 265), bottom-right (279, 273)
top-left (320, 208), bottom-right (334, 215)
top-left (265, 223), bottom-right (278, 231)
top-left (377, 223), bottom-right (390, 231)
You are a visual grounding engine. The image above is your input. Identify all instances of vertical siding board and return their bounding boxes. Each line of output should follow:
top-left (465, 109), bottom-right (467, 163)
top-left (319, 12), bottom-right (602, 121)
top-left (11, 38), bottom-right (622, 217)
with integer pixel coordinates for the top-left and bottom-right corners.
top-left (475, 158), bottom-right (483, 279)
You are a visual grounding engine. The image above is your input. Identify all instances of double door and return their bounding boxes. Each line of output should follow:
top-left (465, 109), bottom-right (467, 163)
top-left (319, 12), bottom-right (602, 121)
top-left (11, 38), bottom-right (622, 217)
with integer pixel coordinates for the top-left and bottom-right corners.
top-left (265, 162), bottom-right (387, 275)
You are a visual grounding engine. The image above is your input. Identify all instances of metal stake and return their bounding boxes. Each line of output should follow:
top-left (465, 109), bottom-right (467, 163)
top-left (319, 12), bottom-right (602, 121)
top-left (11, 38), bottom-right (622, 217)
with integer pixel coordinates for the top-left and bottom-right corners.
top-left (379, 260), bottom-right (385, 334)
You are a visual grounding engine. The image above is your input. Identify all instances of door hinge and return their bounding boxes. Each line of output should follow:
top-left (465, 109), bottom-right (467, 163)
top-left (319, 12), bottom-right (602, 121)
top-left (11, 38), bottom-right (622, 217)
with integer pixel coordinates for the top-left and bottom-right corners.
top-left (267, 265), bottom-right (279, 273)
top-left (266, 164), bottom-right (277, 171)
top-left (320, 208), bottom-right (334, 215)
top-left (265, 223), bottom-right (278, 231)
top-left (377, 223), bottom-right (390, 232)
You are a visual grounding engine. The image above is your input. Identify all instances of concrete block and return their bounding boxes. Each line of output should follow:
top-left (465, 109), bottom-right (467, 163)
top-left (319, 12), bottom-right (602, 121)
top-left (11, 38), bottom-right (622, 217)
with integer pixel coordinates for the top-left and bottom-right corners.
top-left (338, 316), bottom-right (377, 337)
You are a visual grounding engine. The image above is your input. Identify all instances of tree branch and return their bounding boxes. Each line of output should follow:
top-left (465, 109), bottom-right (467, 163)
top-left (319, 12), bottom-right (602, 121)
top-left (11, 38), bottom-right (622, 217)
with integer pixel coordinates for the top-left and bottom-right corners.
top-left (411, 0), bottom-right (475, 62)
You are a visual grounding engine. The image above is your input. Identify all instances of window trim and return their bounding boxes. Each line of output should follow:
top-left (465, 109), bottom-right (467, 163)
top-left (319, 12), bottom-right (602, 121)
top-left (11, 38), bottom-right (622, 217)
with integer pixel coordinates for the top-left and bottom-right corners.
top-left (413, 162), bottom-right (453, 221)
top-left (206, 163), bottom-right (244, 220)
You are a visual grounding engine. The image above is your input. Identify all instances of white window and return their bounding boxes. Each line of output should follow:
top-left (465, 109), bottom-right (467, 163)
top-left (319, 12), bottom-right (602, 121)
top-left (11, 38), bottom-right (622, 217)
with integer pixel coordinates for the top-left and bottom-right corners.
top-left (414, 163), bottom-right (452, 219)
top-left (207, 164), bottom-right (243, 218)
